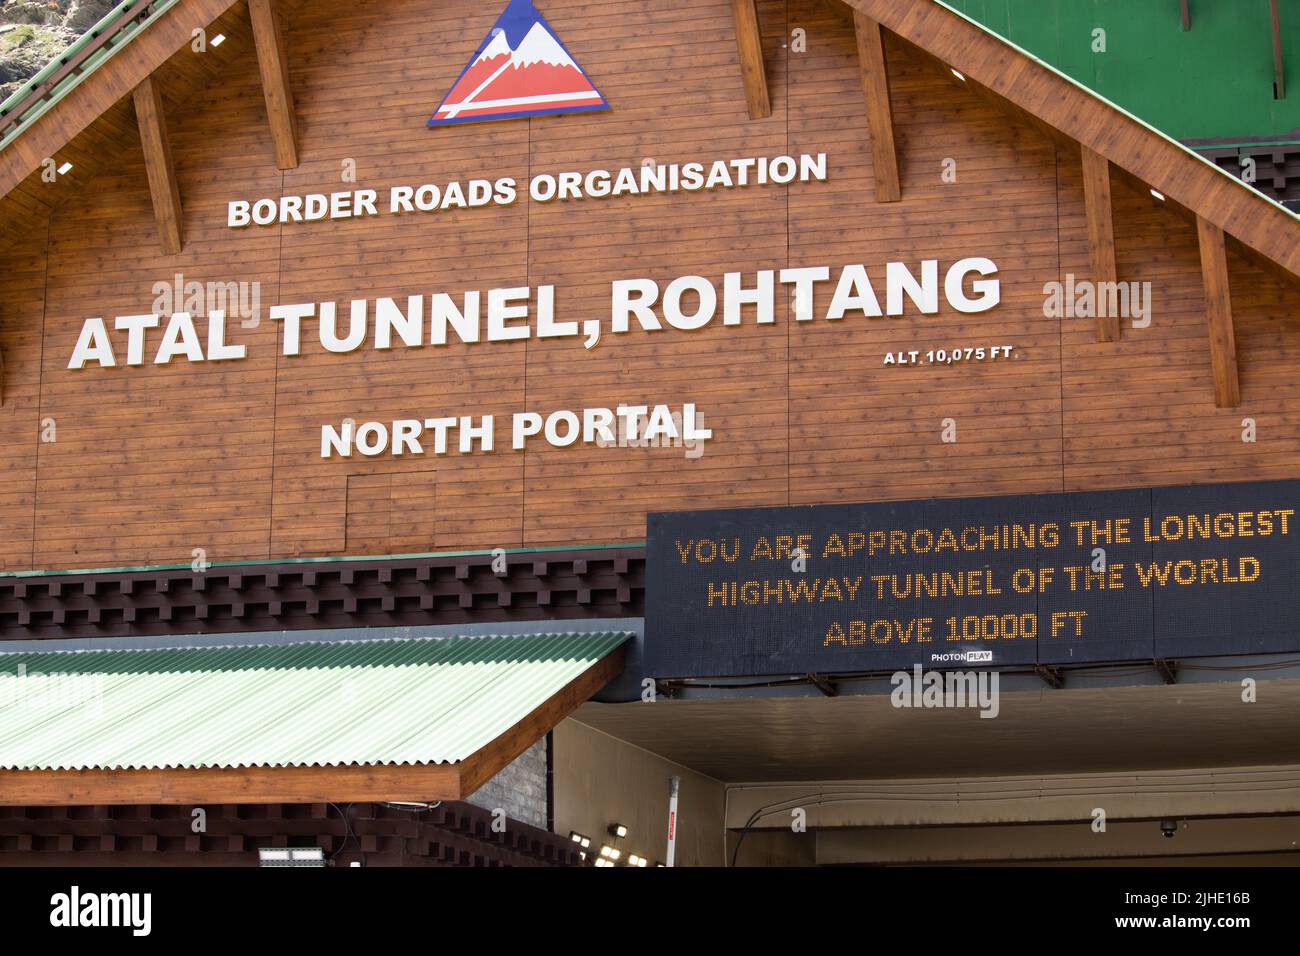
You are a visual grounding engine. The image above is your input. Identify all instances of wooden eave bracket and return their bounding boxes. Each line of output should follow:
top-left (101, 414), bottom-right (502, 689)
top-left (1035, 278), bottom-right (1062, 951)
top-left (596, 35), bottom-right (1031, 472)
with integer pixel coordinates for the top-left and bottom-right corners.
top-left (1081, 145), bottom-right (1120, 342)
top-left (1196, 215), bottom-right (1241, 408)
top-left (729, 0), bottom-right (771, 119)
top-left (131, 75), bottom-right (183, 255)
top-left (249, 0), bottom-right (299, 169)
top-left (853, 12), bottom-right (901, 202)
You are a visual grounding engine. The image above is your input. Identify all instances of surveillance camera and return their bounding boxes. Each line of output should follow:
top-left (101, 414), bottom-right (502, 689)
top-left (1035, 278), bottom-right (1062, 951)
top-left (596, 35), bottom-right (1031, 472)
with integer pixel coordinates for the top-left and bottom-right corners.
top-left (1159, 820), bottom-right (1178, 838)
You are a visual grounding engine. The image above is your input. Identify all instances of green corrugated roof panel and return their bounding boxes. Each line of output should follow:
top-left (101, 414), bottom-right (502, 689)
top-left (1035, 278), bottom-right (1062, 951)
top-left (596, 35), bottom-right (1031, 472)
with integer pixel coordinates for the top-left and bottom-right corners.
top-left (0, 631), bottom-right (630, 771)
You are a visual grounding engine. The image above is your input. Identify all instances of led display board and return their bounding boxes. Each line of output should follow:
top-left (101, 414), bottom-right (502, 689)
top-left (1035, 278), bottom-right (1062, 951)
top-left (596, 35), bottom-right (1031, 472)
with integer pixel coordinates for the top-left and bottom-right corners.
top-left (645, 480), bottom-right (1300, 677)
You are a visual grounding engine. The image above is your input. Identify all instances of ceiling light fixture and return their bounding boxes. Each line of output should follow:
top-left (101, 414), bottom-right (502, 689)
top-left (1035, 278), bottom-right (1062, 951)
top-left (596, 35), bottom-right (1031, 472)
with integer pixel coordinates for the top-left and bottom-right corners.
top-left (258, 847), bottom-right (327, 868)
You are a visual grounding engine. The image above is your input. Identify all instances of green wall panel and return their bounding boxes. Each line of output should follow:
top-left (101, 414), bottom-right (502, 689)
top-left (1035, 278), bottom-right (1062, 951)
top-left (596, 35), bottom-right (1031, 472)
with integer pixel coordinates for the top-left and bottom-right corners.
top-left (945, 0), bottom-right (1300, 143)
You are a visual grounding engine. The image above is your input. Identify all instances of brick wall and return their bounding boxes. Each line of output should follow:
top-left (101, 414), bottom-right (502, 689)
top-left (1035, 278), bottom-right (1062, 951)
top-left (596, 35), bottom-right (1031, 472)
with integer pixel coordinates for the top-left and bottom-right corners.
top-left (466, 736), bottom-right (549, 831)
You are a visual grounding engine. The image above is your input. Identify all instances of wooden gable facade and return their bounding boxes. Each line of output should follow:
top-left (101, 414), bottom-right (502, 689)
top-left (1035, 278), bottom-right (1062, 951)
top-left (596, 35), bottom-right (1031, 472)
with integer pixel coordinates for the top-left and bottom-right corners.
top-left (0, 0), bottom-right (1296, 576)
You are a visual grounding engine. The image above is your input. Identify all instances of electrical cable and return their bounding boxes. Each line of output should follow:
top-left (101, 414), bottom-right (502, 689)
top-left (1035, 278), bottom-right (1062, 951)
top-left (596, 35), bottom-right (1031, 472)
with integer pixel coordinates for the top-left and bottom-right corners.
top-left (327, 801), bottom-right (367, 867)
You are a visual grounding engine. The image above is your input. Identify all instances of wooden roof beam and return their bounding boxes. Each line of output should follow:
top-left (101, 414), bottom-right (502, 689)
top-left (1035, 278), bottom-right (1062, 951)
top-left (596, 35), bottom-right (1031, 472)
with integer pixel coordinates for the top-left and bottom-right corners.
top-left (249, 0), bottom-right (299, 169)
top-left (131, 75), bottom-right (182, 256)
top-left (1081, 145), bottom-right (1120, 341)
top-left (853, 13), bottom-right (901, 202)
top-left (729, 0), bottom-right (771, 119)
top-left (0, 762), bottom-right (464, 806)
top-left (1196, 216), bottom-right (1240, 408)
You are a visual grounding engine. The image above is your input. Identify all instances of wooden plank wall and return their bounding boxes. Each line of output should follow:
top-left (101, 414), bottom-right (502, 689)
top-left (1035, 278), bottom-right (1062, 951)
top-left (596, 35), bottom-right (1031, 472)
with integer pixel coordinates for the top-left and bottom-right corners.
top-left (0, 231), bottom-right (45, 570)
top-left (522, 0), bottom-right (792, 544)
top-left (786, 1), bottom-right (1063, 505)
top-left (0, 0), bottom-right (1297, 573)
top-left (1056, 150), bottom-right (1300, 489)
top-left (28, 24), bottom-right (282, 570)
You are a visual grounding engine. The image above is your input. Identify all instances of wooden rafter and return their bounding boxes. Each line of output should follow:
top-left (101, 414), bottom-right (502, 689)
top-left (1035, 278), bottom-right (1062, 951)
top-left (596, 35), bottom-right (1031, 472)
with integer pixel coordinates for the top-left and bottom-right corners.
top-left (249, 0), bottom-right (299, 169)
top-left (131, 75), bottom-right (182, 255)
top-left (729, 0), bottom-right (771, 119)
top-left (1196, 216), bottom-right (1240, 408)
top-left (1081, 145), bottom-right (1119, 342)
top-left (852, 12), bottom-right (901, 202)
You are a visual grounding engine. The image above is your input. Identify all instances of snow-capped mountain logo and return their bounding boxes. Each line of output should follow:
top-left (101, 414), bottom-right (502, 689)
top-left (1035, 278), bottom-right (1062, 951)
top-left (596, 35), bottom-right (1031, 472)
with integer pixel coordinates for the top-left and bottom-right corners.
top-left (428, 0), bottom-right (610, 126)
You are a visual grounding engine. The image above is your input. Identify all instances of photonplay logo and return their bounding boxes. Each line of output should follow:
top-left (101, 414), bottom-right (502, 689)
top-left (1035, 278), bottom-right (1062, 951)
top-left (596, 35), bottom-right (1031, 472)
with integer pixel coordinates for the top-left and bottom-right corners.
top-left (429, 0), bottom-right (611, 126)
top-left (931, 650), bottom-right (993, 664)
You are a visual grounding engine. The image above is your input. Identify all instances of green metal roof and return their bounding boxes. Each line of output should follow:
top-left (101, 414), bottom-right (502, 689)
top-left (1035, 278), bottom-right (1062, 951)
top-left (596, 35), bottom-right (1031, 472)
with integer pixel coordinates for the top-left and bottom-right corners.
top-left (945, 0), bottom-right (1299, 145)
top-left (0, 631), bottom-right (630, 771)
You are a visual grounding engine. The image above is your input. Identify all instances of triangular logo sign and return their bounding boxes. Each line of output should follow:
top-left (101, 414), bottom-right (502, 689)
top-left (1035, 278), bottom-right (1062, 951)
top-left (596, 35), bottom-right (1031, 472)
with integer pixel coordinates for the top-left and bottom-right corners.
top-left (428, 0), bottom-right (610, 126)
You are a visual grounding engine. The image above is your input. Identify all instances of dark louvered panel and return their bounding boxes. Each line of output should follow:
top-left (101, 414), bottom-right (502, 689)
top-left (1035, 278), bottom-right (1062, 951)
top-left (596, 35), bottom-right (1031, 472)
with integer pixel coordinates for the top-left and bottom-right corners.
top-left (0, 801), bottom-right (582, 867)
top-left (1198, 145), bottom-right (1300, 203)
top-left (0, 548), bottom-right (646, 642)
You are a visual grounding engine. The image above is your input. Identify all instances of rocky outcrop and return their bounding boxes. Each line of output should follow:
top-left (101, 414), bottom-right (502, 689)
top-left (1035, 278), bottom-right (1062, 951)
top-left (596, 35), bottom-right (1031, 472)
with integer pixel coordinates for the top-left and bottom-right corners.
top-left (0, 0), bottom-right (118, 102)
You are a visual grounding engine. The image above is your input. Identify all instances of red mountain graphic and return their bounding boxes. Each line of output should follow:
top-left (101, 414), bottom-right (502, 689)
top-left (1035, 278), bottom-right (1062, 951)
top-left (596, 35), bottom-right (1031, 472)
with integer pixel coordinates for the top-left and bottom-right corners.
top-left (429, 2), bottom-right (610, 126)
